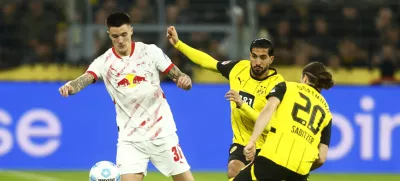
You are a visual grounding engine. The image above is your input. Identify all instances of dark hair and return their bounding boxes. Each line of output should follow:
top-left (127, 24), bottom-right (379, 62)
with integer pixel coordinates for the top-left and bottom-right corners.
top-left (106, 12), bottom-right (131, 28)
top-left (250, 38), bottom-right (274, 56)
top-left (302, 62), bottom-right (334, 90)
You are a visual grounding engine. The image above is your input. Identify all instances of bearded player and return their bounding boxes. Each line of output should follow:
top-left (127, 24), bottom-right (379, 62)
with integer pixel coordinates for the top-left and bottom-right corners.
top-left (59, 13), bottom-right (195, 181)
top-left (167, 26), bottom-right (284, 179)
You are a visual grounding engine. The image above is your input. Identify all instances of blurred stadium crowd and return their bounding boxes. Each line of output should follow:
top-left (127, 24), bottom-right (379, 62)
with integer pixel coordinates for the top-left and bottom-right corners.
top-left (0, 0), bottom-right (399, 83)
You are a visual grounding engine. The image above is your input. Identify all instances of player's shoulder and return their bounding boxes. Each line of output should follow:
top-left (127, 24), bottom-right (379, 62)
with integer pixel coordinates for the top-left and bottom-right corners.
top-left (237, 59), bottom-right (250, 66)
top-left (268, 68), bottom-right (284, 81)
top-left (225, 59), bottom-right (249, 70)
top-left (257, 68), bottom-right (284, 84)
top-left (277, 81), bottom-right (301, 94)
top-left (218, 59), bottom-right (246, 71)
top-left (285, 81), bottom-right (300, 87)
top-left (92, 48), bottom-right (114, 62)
top-left (139, 42), bottom-right (162, 52)
top-left (134, 41), bottom-right (145, 46)
top-left (221, 59), bottom-right (248, 65)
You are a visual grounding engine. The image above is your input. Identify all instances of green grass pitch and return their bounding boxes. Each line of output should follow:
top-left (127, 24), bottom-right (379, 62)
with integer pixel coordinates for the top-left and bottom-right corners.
top-left (0, 171), bottom-right (399, 181)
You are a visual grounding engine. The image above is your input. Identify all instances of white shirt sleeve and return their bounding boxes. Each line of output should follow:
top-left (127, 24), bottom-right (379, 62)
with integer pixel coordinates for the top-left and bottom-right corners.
top-left (86, 56), bottom-right (104, 82)
top-left (150, 45), bottom-right (174, 74)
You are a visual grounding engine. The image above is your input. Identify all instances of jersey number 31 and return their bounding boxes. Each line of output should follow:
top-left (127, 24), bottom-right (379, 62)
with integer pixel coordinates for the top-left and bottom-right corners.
top-left (291, 92), bottom-right (326, 135)
top-left (239, 91), bottom-right (255, 107)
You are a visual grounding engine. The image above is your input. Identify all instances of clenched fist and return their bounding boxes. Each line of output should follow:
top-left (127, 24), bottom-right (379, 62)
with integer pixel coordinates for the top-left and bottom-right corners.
top-left (59, 82), bottom-right (74, 97)
top-left (244, 141), bottom-right (256, 162)
top-left (174, 75), bottom-right (192, 90)
top-left (166, 26), bottom-right (180, 46)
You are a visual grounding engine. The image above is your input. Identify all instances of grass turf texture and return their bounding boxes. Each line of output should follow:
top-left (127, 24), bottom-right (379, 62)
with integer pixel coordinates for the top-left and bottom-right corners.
top-left (0, 171), bottom-right (399, 181)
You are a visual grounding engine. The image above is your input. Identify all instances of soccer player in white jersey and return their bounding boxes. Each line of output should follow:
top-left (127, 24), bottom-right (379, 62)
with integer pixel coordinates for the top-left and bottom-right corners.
top-left (58, 12), bottom-right (195, 181)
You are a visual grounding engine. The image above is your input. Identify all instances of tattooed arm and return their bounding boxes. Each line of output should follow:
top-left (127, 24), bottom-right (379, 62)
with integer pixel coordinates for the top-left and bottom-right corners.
top-left (59, 73), bottom-right (95, 97)
top-left (167, 65), bottom-right (186, 80)
top-left (68, 73), bottom-right (95, 94)
top-left (167, 65), bottom-right (192, 90)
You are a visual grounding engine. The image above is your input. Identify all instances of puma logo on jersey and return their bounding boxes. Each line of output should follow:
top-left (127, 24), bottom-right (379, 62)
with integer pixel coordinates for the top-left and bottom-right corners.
top-left (238, 77), bottom-right (242, 84)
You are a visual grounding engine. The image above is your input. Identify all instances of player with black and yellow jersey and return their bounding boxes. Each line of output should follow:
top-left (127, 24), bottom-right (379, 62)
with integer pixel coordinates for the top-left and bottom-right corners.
top-left (231, 62), bottom-right (334, 181)
top-left (166, 26), bottom-right (284, 178)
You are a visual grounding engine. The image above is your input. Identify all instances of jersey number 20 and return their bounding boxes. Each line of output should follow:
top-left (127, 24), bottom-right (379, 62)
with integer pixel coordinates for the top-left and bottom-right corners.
top-left (291, 92), bottom-right (326, 135)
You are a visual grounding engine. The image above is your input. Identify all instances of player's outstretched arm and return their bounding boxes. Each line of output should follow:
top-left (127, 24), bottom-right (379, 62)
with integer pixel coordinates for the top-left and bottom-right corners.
top-left (167, 65), bottom-right (192, 90)
top-left (59, 73), bottom-right (95, 97)
top-left (166, 26), bottom-right (219, 72)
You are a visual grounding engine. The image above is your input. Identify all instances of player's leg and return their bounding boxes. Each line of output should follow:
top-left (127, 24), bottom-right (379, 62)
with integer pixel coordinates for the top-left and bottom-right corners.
top-left (228, 143), bottom-right (259, 179)
top-left (229, 162), bottom-right (254, 181)
top-left (149, 133), bottom-right (194, 181)
top-left (228, 160), bottom-right (245, 179)
top-left (116, 140), bottom-right (150, 181)
top-left (231, 156), bottom-right (287, 181)
top-left (171, 170), bottom-right (195, 181)
top-left (121, 174), bottom-right (144, 181)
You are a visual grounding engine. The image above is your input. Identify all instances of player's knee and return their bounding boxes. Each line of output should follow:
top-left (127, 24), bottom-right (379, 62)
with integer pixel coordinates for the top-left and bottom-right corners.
top-left (227, 160), bottom-right (245, 178)
top-left (227, 169), bottom-right (239, 179)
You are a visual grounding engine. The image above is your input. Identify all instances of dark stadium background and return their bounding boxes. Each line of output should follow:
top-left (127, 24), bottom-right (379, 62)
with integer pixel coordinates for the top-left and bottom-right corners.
top-left (0, 0), bottom-right (399, 180)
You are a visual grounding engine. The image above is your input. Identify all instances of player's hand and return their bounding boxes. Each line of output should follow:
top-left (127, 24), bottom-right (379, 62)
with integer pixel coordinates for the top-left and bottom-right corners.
top-left (59, 82), bottom-right (74, 97)
top-left (174, 75), bottom-right (192, 90)
top-left (244, 141), bottom-right (256, 161)
top-left (225, 90), bottom-right (243, 108)
top-left (166, 26), bottom-right (180, 46)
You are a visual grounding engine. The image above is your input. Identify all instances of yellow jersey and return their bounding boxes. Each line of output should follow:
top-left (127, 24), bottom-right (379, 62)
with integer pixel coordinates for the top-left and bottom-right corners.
top-left (173, 40), bottom-right (284, 149)
top-left (216, 60), bottom-right (284, 148)
top-left (259, 82), bottom-right (333, 175)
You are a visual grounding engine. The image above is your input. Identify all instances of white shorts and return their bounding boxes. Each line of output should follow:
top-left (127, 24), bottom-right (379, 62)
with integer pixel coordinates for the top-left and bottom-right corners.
top-left (116, 133), bottom-right (190, 176)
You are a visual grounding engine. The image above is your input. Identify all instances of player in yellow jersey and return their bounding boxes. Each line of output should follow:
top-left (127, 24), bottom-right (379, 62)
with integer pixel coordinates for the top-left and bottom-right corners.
top-left (166, 26), bottom-right (285, 179)
top-left (230, 62), bottom-right (334, 181)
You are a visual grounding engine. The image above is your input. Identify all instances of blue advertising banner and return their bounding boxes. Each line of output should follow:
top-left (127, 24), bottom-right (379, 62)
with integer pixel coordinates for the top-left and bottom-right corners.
top-left (0, 82), bottom-right (399, 173)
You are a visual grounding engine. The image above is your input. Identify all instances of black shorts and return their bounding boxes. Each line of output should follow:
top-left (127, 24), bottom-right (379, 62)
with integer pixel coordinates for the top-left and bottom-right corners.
top-left (228, 143), bottom-right (261, 165)
top-left (232, 156), bottom-right (309, 181)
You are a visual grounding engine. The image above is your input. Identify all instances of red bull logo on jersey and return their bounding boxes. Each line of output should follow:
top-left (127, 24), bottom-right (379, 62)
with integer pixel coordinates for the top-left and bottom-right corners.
top-left (116, 74), bottom-right (147, 88)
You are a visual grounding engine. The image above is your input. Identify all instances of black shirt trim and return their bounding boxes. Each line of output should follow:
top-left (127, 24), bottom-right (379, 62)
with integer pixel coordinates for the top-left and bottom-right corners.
top-left (320, 120), bottom-right (332, 146)
top-left (216, 60), bottom-right (241, 79)
top-left (266, 82), bottom-right (287, 101)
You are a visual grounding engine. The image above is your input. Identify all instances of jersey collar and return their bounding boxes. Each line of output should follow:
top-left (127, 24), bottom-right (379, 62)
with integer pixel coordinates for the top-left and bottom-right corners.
top-left (304, 83), bottom-right (321, 93)
top-left (112, 42), bottom-right (135, 59)
top-left (250, 67), bottom-right (278, 81)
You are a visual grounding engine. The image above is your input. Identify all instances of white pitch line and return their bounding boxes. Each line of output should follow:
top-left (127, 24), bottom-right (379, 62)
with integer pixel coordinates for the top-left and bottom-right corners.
top-left (2, 171), bottom-right (62, 181)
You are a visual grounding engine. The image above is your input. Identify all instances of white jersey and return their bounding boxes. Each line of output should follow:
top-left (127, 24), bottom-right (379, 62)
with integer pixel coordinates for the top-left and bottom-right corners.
top-left (86, 42), bottom-right (177, 142)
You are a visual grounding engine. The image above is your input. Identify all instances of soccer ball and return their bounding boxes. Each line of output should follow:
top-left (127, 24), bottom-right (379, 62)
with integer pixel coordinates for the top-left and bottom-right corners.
top-left (89, 161), bottom-right (121, 181)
